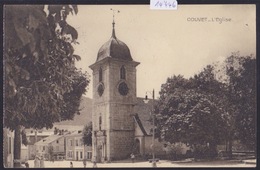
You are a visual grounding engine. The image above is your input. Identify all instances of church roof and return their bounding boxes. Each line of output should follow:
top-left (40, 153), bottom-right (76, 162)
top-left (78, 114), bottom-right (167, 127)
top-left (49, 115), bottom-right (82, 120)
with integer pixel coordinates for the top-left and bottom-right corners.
top-left (96, 21), bottom-right (133, 62)
top-left (134, 97), bottom-right (156, 136)
top-left (133, 114), bottom-right (148, 136)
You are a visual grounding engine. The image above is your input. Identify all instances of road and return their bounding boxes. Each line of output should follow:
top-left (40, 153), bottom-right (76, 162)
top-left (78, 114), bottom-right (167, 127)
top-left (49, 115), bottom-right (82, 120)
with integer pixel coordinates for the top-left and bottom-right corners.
top-left (26, 159), bottom-right (256, 168)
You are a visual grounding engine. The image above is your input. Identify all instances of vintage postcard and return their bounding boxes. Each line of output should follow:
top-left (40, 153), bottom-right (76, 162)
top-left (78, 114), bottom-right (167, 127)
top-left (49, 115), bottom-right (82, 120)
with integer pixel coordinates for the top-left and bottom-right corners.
top-left (3, 4), bottom-right (256, 168)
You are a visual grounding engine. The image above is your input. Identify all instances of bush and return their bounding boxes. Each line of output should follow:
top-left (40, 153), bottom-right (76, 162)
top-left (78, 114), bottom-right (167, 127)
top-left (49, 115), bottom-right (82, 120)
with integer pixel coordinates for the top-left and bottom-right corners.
top-left (193, 145), bottom-right (211, 159)
top-left (186, 150), bottom-right (193, 158)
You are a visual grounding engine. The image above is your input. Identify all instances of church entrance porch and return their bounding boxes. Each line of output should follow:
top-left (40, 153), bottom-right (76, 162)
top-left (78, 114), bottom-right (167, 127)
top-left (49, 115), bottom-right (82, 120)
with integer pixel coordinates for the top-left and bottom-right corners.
top-left (96, 146), bottom-right (102, 162)
top-left (133, 138), bottom-right (141, 155)
top-left (93, 130), bottom-right (107, 163)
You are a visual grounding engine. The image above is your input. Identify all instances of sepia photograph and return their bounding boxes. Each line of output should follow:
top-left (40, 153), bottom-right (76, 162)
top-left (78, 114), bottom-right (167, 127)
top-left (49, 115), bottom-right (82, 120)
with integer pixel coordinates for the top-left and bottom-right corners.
top-left (3, 3), bottom-right (257, 168)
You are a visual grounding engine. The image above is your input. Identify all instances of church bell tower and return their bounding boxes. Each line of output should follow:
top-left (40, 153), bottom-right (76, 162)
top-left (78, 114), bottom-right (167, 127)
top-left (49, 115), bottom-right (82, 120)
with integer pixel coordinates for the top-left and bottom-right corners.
top-left (89, 15), bottom-right (140, 162)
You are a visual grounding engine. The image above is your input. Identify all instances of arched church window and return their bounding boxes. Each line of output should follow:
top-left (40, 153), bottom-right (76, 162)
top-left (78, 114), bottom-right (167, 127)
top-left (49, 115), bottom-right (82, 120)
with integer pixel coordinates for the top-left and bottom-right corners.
top-left (99, 67), bottom-right (102, 82)
top-left (99, 116), bottom-right (102, 130)
top-left (120, 66), bottom-right (126, 80)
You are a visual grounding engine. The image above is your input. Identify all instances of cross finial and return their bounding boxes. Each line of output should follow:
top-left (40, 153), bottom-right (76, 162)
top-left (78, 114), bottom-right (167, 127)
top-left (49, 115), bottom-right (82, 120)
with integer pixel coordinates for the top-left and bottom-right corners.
top-left (110, 8), bottom-right (120, 38)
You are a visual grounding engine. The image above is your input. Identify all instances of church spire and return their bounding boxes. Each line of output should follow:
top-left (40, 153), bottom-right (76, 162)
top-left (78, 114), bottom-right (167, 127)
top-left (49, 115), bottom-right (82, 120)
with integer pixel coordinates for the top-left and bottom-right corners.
top-left (112, 17), bottom-right (116, 38)
top-left (110, 8), bottom-right (120, 39)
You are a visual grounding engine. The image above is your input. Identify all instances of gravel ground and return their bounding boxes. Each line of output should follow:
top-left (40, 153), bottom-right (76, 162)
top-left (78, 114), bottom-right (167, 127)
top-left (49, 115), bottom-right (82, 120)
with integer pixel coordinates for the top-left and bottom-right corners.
top-left (26, 159), bottom-right (256, 168)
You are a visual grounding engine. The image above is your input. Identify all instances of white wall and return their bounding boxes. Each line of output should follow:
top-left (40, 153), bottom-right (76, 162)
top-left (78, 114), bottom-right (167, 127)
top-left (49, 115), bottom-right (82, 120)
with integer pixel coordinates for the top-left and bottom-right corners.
top-left (21, 145), bottom-right (28, 162)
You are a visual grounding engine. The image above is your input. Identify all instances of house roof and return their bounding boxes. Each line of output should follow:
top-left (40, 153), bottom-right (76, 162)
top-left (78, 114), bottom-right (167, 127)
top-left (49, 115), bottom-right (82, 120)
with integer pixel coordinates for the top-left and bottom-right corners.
top-left (34, 134), bottom-right (65, 145)
top-left (65, 130), bottom-right (83, 137)
top-left (26, 131), bottom-right (53, 137)
top-left (53, 125), bottom-right (84, 131)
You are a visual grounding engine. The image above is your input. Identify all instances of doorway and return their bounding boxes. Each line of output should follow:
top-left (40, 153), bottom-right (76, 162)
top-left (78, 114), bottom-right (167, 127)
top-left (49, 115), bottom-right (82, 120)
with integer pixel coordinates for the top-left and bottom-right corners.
top-left (134, 139), bottom-right (141, 155)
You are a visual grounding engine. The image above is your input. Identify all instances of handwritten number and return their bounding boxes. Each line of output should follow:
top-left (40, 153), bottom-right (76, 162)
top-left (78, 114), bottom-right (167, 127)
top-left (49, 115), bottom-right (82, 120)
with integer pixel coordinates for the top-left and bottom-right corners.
top-left (154, 0), bottom-right (177, 8)
top-left (173, 1), bottom-right (176, 8)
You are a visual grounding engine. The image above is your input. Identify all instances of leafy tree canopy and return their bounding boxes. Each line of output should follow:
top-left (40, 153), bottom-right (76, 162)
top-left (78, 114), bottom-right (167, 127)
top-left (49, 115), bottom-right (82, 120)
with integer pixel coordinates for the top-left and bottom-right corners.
top-left (221, 53), bottom-right (256, 150)
top-left (82, 122), bottom-right (92, 146)
top-left (156, 52), bottom-right (256, 155)
top-left (4, 5), bottom-right (90, 130)
top-left (156, 74), bottom-right (227, 147)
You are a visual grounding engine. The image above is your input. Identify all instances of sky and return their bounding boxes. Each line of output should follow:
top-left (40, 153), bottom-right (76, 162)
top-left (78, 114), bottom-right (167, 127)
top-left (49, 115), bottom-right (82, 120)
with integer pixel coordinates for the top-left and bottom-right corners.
top-left (66, 5), bottom-right (256, 99)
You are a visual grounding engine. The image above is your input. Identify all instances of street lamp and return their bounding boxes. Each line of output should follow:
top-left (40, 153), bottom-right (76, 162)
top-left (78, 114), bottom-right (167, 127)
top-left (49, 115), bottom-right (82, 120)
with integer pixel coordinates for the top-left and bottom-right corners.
top-left (143, 89), bottom-right (157, 168)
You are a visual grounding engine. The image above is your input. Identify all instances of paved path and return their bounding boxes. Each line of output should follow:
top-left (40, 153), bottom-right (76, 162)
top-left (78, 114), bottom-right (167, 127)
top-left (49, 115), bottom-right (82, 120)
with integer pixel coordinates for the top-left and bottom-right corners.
top-left (27, 159), bottom-right (256, 168)
top-left (243, 159), bottom-right (256, 164)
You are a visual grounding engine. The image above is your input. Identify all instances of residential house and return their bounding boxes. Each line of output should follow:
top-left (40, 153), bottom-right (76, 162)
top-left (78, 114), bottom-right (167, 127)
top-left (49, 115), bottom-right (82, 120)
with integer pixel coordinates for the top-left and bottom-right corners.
top-left (3, 128), bottom-right (14, 168)
top-left (85, 146), bottom-right (92, 160)
top-left (65, 131), bottom-right (92, 161)
top-left (34, 134), bottom-right (66, 161)
top-left (26, 129), bottom-right (53, 160)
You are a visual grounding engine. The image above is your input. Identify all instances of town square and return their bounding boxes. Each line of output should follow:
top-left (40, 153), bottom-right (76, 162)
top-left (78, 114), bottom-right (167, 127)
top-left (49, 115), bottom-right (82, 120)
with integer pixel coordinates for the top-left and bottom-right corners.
top-left (24, 159), bottom-right (256, 168)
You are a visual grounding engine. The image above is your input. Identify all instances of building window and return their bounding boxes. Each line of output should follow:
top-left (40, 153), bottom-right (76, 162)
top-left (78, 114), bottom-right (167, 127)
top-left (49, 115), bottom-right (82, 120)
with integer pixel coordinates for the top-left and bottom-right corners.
top-left (99, 67), bottom-right (102, 82)
top-left (80, 151), bottom-right (83, 159)
top-left (27, 137), bottom-right (30, 143)
top-left (43, 146), bottom-right (45, 151)
top-left (56, 140), bottom-right (59, 144)
top-left (76, 140), bottom-right (79, 146)
top-left (8, 137), bottom-right (11, 154)
top-left (99, 116), bottom-right (102, 130)
top-left (70, 139), bottom-right (73, 146)
top-left (80, 139), bottom-right (83, 146)
top-left (87, 152), bottom-right (92, 159)
top-left (68, 151), bottom-right (73, 158)
top-left (120, 66), bottom-right (126, 79)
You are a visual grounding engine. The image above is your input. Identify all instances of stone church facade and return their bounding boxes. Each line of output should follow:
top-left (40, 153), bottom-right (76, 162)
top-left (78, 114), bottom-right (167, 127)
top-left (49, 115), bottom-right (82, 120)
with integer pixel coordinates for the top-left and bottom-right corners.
top-left (89, 19), bottom-right (188, 163)
top-left (89, 20), bottom-right (140, 162)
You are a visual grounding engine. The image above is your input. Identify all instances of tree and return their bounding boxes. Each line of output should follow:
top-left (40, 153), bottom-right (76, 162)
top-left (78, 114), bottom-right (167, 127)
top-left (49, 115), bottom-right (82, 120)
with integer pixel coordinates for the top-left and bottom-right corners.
top-left (4, 5), bottom-right (89, 167)
top-left (21, 129), bottom-right (28, 146)
top-left (156, 69), bottom-right (227, 158)
top-left (82, 122), bottom-right (93, 146)
top-left (220, 53), bottom-right (256, 152)
top-left (191, 65), bottom-right (229, 157)
top-left (156, 53), bottom-right (256, 160)
top-left (54, 127), bottom-right (59, 135)
top-left (234, 57), bottom-right (256, 150)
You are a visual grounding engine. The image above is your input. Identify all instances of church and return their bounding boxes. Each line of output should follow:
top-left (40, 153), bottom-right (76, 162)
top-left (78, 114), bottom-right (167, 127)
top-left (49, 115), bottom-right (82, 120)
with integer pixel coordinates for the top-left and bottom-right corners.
top-left (89, 18), bottom-right (186, 163)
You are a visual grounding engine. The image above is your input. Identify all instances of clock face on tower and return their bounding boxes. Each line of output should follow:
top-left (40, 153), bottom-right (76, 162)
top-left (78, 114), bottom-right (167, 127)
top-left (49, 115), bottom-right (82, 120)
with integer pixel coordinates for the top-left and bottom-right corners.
top-left (118, 82), bottom-right (129, 96)
top-left (97, 84), bottom-right (104, 97)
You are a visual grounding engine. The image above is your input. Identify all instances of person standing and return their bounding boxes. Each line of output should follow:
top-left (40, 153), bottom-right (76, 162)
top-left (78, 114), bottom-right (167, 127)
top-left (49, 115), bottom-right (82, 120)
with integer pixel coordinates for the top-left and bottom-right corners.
top-left (70, 162), bottom-right (73, 168)
top-left (40, 155), bottom-right (45, 168)
top-left (83, 158), bottom-right (87, 168)
top-left (34, 156), bottom-right (40, 168)
top-left (24, 161), bottom-right (29, 168)
top-left (130, 153), bottom-right (135, 163)
top-left (24, 156), bottom-right (29, 168)
top-left (93, 157), bottom-right (97, 168)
